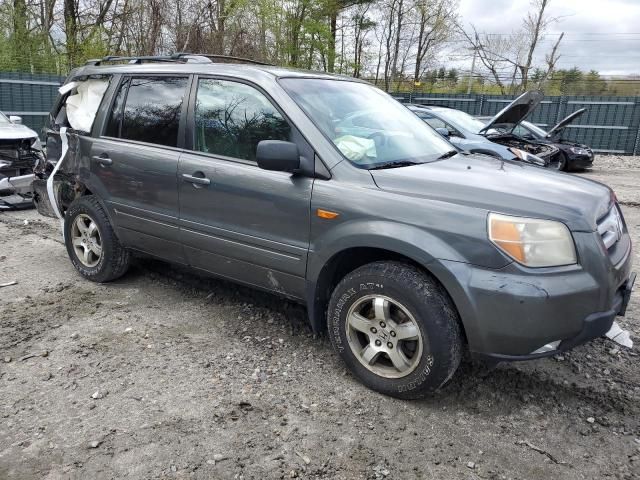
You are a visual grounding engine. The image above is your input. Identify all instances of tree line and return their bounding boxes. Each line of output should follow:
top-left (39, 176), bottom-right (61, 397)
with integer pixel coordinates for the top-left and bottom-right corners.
top-left (1, 0), bottom-right (638, 95)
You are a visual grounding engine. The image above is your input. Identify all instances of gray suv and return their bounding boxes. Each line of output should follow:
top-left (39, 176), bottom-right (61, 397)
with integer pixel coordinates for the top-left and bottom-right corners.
top-left (34, 55), bottom-right (635, 399)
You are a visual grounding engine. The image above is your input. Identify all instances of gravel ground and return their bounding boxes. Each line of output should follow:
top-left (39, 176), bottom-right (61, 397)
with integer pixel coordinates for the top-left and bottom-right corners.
top-left (1, 157), bottom-right (639, 480)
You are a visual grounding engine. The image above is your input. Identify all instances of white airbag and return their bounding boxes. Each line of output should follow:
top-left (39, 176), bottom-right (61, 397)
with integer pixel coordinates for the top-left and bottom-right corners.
top-left (65, 80), bottom-right (109, 132)
top-left (333, 135), bottom-right (376, 163)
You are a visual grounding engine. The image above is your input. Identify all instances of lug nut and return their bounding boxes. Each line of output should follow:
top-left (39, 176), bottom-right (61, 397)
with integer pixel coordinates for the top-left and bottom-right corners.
top-left (387, 342), bottom-right (393, 349)
top-left (370, 327), bottom-right (377, 334)
top-left (390, 331), bottom-right (396, 337)
top-left (375, 339), bottom-right (382, 347)
top-left (380, 321), bottom-right (386, 328)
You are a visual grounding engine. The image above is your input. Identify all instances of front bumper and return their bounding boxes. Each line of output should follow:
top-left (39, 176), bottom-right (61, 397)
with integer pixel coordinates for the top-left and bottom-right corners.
top-left (568, 153), bottom-right (594, 169)
top-left (476, 272), bottom-right (634, 362)
top-left (433, 231), bottom-right (633, 360)
top-left (0, 173), bottom-right (35, 210)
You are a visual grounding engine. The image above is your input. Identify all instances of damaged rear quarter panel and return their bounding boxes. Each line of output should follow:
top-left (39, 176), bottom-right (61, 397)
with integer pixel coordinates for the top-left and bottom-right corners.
top-left (35, 75), bottom-right (117, 217)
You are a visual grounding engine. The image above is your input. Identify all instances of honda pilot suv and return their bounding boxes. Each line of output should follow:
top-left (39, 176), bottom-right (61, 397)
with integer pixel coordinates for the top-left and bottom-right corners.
top-left (34, 55), bottom-right (635, 399)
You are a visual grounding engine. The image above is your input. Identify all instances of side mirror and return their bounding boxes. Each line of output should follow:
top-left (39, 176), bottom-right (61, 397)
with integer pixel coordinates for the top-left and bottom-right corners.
top-left (256, 140), bottom-right (300, 173)
top-left (435, 127), bottom-right (450, 138)
top-left (9, 115), bottom-right (22, 124)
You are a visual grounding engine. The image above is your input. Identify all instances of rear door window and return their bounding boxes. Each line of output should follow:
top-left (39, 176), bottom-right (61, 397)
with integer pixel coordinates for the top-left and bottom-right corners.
top-left (105, 76), bottom-right (188, 148)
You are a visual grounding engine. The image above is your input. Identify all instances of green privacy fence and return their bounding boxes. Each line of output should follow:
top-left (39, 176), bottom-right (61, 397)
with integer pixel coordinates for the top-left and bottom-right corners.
top-left (0, 72), bottom-right (65, 139)
top-left (393, 92), bottom-right (640, 155)
top-left (2, 72), bottom-right (640, 155)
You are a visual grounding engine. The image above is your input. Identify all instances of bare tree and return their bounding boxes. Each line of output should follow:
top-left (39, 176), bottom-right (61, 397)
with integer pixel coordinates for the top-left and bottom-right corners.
top-left (412, 0), bottom-right (456, 84)
top-left (351, 2), bottom-right (374, 77)
top-left (459, 0), bottom-right (563, 93)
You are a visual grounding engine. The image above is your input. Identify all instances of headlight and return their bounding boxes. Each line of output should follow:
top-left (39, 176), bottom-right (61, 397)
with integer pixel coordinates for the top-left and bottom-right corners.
top-left (508, 147), bottom-right (547, 166)
top-left (569, 146), bottom-right (588, 155)
top-left (0, 160), bottom-right (11, 169)
top-left (488, 213), bottom-right (577, 267)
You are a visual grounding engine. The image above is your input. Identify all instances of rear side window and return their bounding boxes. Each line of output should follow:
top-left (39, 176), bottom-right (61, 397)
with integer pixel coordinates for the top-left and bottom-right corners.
top-left (194, 79), bottom-right (290, 161)
top-left (105, 76), bottom-right (188, 147)
top-left (105, 78), bottom-right (129, 138)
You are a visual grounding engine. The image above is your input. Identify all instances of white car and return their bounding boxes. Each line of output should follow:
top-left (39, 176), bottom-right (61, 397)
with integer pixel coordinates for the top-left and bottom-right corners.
top-left (0, 112), bottom-right (42, 209)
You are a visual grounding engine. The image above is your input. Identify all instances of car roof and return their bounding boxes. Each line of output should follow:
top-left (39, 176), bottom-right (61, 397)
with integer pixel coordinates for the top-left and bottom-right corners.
top-left (406, 104), bottom-right (451, 113)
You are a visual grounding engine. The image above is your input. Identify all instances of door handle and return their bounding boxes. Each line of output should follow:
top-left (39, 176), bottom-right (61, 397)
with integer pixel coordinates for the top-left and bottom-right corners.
top-left (182, 173), bottom-right (211, 186)
top-left (92, 155), bottom-right (113, 166)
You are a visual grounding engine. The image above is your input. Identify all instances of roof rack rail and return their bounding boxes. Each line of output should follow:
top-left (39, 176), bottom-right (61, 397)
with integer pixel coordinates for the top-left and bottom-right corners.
top-left (181, 54), bottom-right (271, 66)
top-left (85, 53), bottom-right (270, 67)
top-left (85, 54), bottom-right (212, 66)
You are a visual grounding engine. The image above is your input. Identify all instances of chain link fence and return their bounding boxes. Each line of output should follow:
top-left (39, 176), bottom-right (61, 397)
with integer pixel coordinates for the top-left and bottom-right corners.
top-left (2, 72), bottom-right (640, 155)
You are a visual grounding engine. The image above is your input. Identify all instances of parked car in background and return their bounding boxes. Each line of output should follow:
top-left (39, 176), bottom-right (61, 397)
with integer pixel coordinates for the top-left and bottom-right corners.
top-left (34, 56), bottom-right (635, 399)
top-left (407, 91), bottom-right (559, 167)
top-left (477, 108), bottom-right (594, 171)
top-left (0, 111), bottom-right (41, 209)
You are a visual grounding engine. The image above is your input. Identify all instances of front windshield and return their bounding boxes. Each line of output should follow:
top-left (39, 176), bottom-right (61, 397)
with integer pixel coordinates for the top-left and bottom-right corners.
top-left (280, 78), bottom-right (454, 168)
top-left (0, 112), bottom-right (10, 124)
top-left (436, 109), bottom-right (486, 134)
top-left (522, 121), bottom-right (548, 137)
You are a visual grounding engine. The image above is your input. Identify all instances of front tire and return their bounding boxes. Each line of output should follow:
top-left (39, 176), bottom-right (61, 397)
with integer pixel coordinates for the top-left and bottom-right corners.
top-left (64, 195), bottom-right (130, 282)
top-left (327, 261), bottom-right (463, 399)
top-left (554, 152), bottom-right (568, 171)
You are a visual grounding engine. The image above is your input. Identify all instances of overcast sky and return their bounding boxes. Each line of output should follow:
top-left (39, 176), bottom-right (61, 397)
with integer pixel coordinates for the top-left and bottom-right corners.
top-left (454, 0), bottom-right (640, 76)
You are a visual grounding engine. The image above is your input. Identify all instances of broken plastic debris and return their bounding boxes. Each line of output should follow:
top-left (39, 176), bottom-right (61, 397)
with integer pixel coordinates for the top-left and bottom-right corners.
top-left (605, 321), bottom-right (633, 349)
top-left (58, 81), bottom-right (78, 95)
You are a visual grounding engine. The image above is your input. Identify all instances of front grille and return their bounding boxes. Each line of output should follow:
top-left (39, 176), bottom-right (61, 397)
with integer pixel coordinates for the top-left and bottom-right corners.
top-left (0, 150), bottom-right (39, 176)
top-left (597, 205), bottom-right (624, 251)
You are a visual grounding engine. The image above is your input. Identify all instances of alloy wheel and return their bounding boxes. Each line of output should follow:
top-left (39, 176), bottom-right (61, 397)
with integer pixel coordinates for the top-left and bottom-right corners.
top-left (71, 214), bottom-right (103, 267)
top-left (346, 295), bottom-right (424, 379)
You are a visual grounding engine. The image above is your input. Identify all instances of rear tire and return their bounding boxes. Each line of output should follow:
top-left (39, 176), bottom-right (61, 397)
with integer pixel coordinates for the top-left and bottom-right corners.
top-left (327, 261), bottom-right (463, 399)
top-left (64, 195), bottom-right (130, 282)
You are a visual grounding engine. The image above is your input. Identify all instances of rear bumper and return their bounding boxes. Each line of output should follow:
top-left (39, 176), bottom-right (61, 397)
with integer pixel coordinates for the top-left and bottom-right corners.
top-left (32, 178), bottom-right (58, 217)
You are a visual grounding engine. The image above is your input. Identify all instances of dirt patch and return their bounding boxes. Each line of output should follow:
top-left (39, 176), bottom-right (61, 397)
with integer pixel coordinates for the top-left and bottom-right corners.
top-left (0, 160), bottom-right (639, 479)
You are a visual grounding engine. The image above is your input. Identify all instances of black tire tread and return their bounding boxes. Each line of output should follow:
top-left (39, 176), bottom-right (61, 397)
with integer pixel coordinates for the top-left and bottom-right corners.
top-left (64, 195), bottom-right (130, 283)
top-left (328, 261), bottom-right (463, 399)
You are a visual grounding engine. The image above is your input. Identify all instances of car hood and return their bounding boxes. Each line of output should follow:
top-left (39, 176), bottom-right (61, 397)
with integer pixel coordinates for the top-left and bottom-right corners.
top-left (370, 154), bottom-right (611, 232)
top-left (480, 91), bottom-right (544, 134)
top-left (0, 123), bottom-right (38, 141)
top-left (546, 108), bottom-right (586, 139)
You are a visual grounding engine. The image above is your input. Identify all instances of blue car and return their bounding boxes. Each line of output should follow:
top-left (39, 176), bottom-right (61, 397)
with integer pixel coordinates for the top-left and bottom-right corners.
top-left (407, 91), bottom-right (559, 167)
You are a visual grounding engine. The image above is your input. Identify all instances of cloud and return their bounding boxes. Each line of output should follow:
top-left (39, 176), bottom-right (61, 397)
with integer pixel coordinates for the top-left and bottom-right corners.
top-left (456, 0), bottom-right (640, 75)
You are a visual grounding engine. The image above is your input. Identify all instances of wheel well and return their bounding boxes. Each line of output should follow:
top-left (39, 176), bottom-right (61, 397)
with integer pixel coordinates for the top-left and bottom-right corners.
top-left (311, 247), bottom-right (437, 333)
top-left (59, 180), bottom-right (92, 214)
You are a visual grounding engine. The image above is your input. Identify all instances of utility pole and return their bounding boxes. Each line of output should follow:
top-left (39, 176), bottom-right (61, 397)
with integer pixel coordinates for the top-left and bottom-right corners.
top-left (467, 48), bottom-right (477, 94)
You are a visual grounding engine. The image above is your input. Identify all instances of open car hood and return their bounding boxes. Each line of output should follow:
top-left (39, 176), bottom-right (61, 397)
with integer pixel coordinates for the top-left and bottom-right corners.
top-left (480, 90), bottom-right (544, 134)
top-left (545, 108), bottom-right (586, 139)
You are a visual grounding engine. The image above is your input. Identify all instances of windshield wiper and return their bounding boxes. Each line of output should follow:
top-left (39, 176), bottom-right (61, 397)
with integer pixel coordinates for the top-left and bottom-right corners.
top-left (436, 150), bottom-right (458, 160)
top-left (369, 160), bottom-right (422, 170)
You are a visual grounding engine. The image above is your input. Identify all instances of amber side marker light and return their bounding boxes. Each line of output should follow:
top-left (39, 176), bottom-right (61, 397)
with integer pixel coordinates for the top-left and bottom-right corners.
top-left (317, 208), bottom-right (340, 219)
top-left (489, 216), bottom-right (526, 263)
